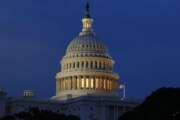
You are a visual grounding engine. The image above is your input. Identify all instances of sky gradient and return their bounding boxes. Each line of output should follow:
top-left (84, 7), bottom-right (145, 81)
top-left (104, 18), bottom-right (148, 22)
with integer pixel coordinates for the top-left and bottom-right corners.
top-left (0, 0), bottom-right (180, 99)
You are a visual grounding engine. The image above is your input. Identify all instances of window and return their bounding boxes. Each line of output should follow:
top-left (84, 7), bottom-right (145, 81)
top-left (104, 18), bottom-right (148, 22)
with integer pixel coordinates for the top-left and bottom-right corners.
top-left (91, 78), bottom-right (94, 89)
top-left (107, 80), bottom-right (110, 90)
top-left (95, 61), bottom-right (97, 68)
top-left (82, 78), bottom-right (85, 88)
top-left (90, 61), bottom-right (93, 68)
top-left (104, 62), bottom-right (106, 69)
top-left (86, 61), bottom-right (88, 68)
top-left (82, 61), bottom-right (84, 68)
top-left (109, 80), bottom-right (112, 91)
top-left (99, 79), bottom-right (102, 89)
top-left (99, 62), bottom-right (102, 69)
top-left (95, 78), bottom-right (99, 89)
top-left (86, 78), bottom-right (89, 88)
top-left (103, 79), bottom-right (106, 90)
top-left (73, 62), bottom-right (75, 68)
top-left (77, 77), bottom-right (80, 89)
top-left (77, 62), bottom-right (79, 68)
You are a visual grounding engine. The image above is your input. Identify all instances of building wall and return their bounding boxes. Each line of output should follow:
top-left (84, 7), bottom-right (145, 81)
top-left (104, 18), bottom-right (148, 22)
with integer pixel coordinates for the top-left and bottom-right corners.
top-left (56, 96), bottom-right (139, 120)
top-left (0, 96), bottom-right (139, 120)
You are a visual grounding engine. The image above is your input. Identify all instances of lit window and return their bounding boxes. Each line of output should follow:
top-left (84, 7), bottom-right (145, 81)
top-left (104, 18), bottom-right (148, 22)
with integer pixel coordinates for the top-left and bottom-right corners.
top-left (95, 78), bottom-right (99, 89)
top-left (77, 78), bottom-right (80, 89)
top-left (91, 78), bottom-right (94, 89)
top-left (109, 80), bottom-right (112, 91)
top-left (99, 79), bottom-right (102, 89)
top-left (103, 80), bottom-right (106, 90)
top-left (82, 78), bottom-right (85, 88)
top-left (107, 80), bottom-right (110, 90)
top-left (86, 78), bottom-right (89, 88)
top-left (85, 22), bottom-right (91, 29)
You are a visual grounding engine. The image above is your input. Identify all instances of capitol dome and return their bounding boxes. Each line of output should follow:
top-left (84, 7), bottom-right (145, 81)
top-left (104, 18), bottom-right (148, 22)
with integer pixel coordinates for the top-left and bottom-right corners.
top-left (52, 3), bottom-right (120, 100)
top-left (66, 32), bottom-right (109, 58)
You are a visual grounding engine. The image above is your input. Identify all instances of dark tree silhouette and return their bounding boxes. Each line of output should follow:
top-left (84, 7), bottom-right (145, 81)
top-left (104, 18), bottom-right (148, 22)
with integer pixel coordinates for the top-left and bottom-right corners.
top-left (66, 115), bottom-right (80, 120)
top-left (0, 107), bottom-right (80, 120)
top-left (119, 87), bottom-right (180, 120)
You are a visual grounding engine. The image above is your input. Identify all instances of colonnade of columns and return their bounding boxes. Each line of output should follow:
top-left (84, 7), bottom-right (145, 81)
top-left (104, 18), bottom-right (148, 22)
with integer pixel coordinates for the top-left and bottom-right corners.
top-left (57, 76), bottom-right (118, 92)
top-left (62, 60), bottom-right (113, 71)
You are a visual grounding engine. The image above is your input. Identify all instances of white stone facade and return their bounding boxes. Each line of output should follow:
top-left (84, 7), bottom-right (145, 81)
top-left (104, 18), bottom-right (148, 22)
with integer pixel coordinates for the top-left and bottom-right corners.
top-left (0, 94), bottom-right (139, 120)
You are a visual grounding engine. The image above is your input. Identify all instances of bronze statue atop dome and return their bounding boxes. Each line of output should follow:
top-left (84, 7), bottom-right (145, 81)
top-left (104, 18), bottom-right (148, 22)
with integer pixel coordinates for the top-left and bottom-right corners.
top-left (84, 2), bottom-right (91, 18)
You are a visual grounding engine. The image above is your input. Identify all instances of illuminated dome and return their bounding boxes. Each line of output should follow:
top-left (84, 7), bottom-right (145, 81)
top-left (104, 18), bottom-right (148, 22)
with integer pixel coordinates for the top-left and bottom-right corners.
top-left (52, 3), bottom-right (120, 100)
top-left (66, 32), bottom-right (109, 58)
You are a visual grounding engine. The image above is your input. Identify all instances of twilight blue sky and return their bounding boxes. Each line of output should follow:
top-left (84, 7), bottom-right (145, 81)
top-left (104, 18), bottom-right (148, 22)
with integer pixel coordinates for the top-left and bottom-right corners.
top-left (0, 0), bottom-right (180, 99)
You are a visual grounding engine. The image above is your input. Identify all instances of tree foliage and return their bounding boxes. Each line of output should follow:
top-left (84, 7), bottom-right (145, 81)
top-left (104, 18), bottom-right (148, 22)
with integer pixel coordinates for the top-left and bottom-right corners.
top-left (119, 87), bottom-right (180, 120)
top-left (0, 107), bottom-right (80, 120)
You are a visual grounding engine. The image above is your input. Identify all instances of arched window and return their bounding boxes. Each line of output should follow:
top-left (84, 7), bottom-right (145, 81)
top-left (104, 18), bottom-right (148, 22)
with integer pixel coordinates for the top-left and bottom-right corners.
top-left (95, 61), bottom-right (97, 68)
top-left (86, 61), bottom-right (88, 68)
top-left (69, 63), bottom-right (71, 69)
top-left (90, 61), bottom-right (93, 68)
top-left (99, 62), bottom-right (102, 69)
top-left (77, 62), bottom-right (79, 68)
top-left (73, 62), bottom-right (75, 68)
top-left (82, 61), bottom-right (84, 68)
top-left (67, 64), bottom-right (69, 69)
top-left (104, 62), bottom-right (106, 69)
top-left (110, 64), bottom-right (112, 70)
